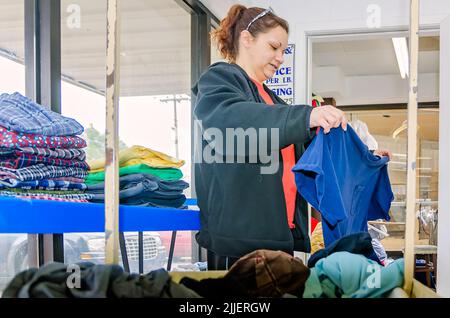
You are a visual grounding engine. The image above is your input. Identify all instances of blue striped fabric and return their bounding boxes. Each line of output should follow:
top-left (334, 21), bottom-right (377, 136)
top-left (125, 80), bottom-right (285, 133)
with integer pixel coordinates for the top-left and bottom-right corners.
top-left (17, 147), bottom-right (86, 160)
top-left (0, 164), bottom-right (88, 181)
top-left (0, 92), bottom-right (84, 136)
top-left (0, 179), bottom-right (87, 191)
top-left (0, 191), bottom-right (93, 200)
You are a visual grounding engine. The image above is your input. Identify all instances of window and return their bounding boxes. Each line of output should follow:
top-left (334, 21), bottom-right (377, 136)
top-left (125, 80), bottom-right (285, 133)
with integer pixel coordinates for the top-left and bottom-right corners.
top-left (60, 0), bottom-right (109, 267)
top-left (0, 0), bottom-right (211, 277)
top-left (60, 0), bottom-right (107, 161)
top-left (117, 0), bottom-right (193, 270)
top-left (0, 0), bottom-right (25, 294)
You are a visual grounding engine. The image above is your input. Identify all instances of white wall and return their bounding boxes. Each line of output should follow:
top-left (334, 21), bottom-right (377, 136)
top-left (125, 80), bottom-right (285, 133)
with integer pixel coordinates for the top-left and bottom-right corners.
top-left (312, 71), bottom-right (439, 105)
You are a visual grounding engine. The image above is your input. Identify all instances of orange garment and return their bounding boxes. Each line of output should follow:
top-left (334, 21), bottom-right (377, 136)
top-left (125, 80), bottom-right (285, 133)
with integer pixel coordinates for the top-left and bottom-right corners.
top-left (251, 79), bottom-right (297, 229)
top-left (311, 217), bottom-right (319, 233)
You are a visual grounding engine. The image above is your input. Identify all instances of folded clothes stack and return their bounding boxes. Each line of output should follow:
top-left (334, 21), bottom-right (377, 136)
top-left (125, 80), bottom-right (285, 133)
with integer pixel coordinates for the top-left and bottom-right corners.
top-left (86, 145), bottom-right (189, 209)
top-left (0, 92), bottom-right (91, 202)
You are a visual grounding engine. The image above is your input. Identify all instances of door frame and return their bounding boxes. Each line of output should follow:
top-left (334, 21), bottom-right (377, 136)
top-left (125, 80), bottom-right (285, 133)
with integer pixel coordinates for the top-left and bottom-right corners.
top-left (437, 14), bottom-right (450, 297)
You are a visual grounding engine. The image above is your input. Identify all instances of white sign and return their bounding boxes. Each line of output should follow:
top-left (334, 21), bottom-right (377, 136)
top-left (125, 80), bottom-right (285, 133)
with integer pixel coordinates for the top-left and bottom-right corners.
top-left (265, 44), bottom-right (295, 105)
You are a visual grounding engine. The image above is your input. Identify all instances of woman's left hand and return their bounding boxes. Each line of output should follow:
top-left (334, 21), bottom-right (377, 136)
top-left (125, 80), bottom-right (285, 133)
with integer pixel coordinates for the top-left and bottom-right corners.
top-left (373, 149), bottom-right (393, 160)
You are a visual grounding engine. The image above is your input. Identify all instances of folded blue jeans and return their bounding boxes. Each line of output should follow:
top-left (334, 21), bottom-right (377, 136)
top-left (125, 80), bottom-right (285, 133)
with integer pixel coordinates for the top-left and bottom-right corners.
top-left (87, 173), bottom-right (188, 209)
top-left (86, 173), bottom-right (188, 193)
top-left (123, 194), bottom-right (187, 208)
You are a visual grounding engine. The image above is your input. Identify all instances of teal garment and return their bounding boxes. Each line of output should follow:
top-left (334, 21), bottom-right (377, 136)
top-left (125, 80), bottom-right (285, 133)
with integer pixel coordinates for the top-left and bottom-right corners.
top-left (86, 164), bottom-right (183, 184)
top-left (303, 251), bottom-right (404, 298)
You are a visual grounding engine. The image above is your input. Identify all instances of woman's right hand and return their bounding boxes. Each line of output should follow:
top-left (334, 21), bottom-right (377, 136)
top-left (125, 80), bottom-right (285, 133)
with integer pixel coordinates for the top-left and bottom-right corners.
top-left (309, 105), bottom-right (348, 134)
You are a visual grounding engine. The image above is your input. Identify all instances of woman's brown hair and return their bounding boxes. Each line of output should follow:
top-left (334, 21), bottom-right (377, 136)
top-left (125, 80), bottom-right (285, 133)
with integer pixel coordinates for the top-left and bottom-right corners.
top-left (211, 5), bottom-right (289, 62)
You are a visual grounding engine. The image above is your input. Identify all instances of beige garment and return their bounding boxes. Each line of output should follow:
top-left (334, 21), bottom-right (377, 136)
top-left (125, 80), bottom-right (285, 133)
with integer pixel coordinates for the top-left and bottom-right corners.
top-left (310, 222), bottom-right (325, 254)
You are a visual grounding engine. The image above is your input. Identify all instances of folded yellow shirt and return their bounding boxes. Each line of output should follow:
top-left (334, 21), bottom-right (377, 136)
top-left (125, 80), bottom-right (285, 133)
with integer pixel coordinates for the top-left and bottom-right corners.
top-left (89, 145), bottom-right (185, 173)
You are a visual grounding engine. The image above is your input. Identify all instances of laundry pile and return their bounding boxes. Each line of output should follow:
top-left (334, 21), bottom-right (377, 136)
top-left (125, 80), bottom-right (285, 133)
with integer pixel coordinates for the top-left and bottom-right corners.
top-left (2, 245), bottom-right (404, 298)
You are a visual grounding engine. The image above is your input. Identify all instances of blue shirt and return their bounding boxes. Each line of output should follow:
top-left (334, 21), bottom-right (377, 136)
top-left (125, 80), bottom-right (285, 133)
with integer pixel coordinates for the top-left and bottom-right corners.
top-left (292, 126), bottom-right (394, 246)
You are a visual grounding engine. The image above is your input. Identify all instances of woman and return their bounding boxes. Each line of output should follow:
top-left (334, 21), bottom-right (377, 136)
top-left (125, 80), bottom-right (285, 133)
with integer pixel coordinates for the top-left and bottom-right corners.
top-left (192, 5), bottom-right (390, 270)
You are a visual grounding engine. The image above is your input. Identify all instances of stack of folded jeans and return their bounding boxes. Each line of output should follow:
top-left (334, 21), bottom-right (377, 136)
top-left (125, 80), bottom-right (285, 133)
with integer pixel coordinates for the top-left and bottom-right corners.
top-left (87, 173), bottom-right (189, 208)
top-left (0, 92), bottom-right (91, 202)
top-left (86, 145), bottom-right (188, 208)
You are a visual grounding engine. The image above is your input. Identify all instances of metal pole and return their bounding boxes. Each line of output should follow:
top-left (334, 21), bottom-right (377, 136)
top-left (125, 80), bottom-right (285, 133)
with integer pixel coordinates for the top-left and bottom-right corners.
top-left (25, 0), bottom-right (64, 266)
top-left (138, 231), bottom-right (143, 274)
top-left (167, 231), bottom-right (177, 271)
top-left (104, 0), bottom-right (121, 265)
top-left (25, 0), bottom-right (40, 269)
top-left (403, 0), bottom-right (420, 295)
top-left (119, 232), bottom-right (130, 272)
top-left (190, 11), bottom-right (210, 263)
top-left (159, 95), bottom-right (188, 160)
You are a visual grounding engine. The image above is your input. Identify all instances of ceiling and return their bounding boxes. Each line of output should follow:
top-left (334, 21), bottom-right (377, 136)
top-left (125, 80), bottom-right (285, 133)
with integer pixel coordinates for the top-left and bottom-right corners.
top-left (313, 37), bottom-right (440, 76)
top-left (0, 0), bottom-right (191, 97)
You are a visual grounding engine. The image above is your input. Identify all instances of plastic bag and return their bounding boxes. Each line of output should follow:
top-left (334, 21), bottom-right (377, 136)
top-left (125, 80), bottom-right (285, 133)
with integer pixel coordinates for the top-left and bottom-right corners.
top-left (349, 119), bottom-right (378, 150)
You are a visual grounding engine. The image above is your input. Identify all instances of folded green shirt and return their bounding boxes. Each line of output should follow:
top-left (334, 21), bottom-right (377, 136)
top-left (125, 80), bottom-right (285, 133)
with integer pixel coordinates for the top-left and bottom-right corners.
top-left (86, 164), bottom-right (183, 184)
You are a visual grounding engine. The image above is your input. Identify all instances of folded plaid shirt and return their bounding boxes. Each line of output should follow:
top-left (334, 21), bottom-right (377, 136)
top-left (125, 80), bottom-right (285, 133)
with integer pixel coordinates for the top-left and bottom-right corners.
top-left (0, 164), bottom-right (88, 181)
top-left (0, 92), bottom-right (84, 136)
top-left (0, 148), bottom-right (14, 156)
top-left (0, 191), bottom-right (93, 200)
top-left (17, 147), bottom-right (86, 161)
top-left (0, 178), bottom-right (87, 191)
top-left (14, 196), bottom-right (90, 203)
top-left (0, 126), bottom-right (86, 149)
top-left (2, 188), bottom-right (85, 195)
top-left (0, 152), bottom-right (90, 170)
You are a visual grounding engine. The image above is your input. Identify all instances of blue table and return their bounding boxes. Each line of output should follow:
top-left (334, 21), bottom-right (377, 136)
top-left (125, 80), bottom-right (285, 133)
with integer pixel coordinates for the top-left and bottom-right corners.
top-left (0, 196), bottom-right (200, 233)
top-left (0, 196), bottom-right (200, 272)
